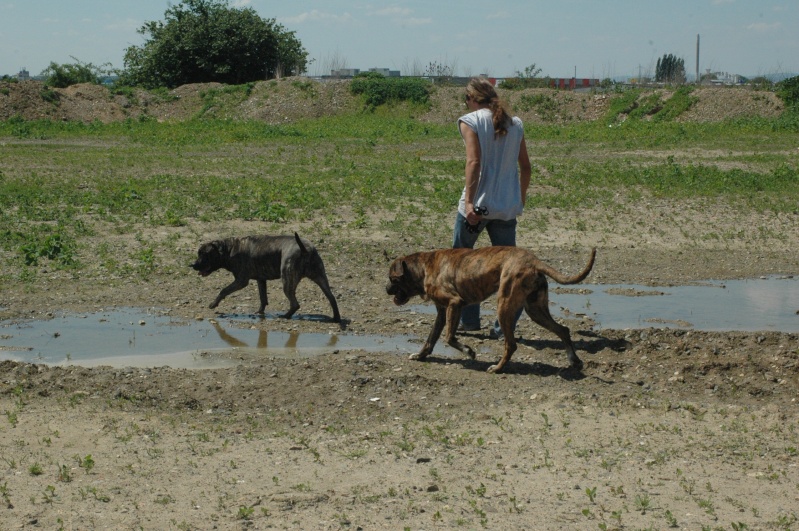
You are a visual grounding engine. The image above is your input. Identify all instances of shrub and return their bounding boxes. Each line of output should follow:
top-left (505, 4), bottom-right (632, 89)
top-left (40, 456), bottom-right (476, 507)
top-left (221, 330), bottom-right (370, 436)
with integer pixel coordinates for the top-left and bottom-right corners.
top-left (41, 57), bottom-right (108, 88)
top-left (40, 88), bottom-right (59, 104)
top-left (653, 86), bottom-right (698, 122)
top-left (776, 75), bottom-right (799, 109)
top-left (749, 76), bottom-right (774, 91)
top-left (516, 93), bottom-right (560, 121)
top-left (20, 232), bottom-right (77, 267)
top-left (350, 74), bottom-right (430, 107)
top-left (604, 88), bottom-right (642, 124)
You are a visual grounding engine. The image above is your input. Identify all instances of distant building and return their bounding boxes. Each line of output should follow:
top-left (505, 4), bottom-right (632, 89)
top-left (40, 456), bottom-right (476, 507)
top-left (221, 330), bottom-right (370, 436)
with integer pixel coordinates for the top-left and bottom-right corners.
top-left (368, 68), bottom-right (400, 77)
top-left (549, 78), bottom-right (599, 90)
top-left (330, 68), bottom-right (360, 78)
top-left (703, 70), bottom-right (745, 86)
top-left (16, 68), bottom-right (30, 81)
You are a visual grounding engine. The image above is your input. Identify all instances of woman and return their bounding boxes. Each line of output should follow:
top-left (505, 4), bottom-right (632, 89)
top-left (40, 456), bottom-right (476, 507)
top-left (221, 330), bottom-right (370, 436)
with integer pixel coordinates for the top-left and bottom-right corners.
top-left (454, 77), bottom-right (532, 335)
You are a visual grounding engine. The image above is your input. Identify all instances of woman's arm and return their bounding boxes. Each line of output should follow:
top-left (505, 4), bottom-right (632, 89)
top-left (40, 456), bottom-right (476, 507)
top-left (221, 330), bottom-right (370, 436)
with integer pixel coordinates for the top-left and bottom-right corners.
top-left (460, 121), bottom-right (482, 225)
top-left (518, 137), bottom-right (531, 205)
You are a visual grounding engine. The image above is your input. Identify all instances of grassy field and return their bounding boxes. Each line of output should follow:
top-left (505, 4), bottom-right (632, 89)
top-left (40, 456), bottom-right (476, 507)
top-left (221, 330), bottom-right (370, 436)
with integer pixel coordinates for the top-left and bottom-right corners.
top-left (1, 107), bottom-right (798, 279)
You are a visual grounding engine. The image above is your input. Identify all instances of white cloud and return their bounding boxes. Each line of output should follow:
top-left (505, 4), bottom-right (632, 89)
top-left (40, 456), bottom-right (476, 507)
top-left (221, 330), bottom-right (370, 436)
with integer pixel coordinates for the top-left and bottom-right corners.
top-left (280, 10), bottom-right (354, 25)
top-left (103, 18), bottom-right (141, 33)
top-left (372, 7), bottom-right (412, 17)
top-left (747, 21), bottom-right (781, 31)
top-left (368, 6), bottom-right (429, 26)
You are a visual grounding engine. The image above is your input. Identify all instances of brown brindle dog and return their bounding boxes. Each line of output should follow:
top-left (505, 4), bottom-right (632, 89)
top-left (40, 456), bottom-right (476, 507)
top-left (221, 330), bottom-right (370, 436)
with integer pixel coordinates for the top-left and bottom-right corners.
top-left (386, 246), bottom-right (596, 373)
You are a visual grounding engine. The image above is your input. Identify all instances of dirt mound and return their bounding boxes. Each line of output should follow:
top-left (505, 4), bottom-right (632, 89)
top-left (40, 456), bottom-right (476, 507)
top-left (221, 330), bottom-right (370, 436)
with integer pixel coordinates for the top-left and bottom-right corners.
top-left (0, 78), bottom-right (786, 124)
top-left (678, 86), bottom-right (785, 121)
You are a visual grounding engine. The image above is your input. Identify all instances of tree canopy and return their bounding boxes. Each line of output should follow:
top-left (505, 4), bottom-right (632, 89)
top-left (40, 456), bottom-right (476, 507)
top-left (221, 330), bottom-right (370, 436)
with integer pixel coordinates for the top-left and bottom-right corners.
top-left (120, 0), bottom-right (308, 88)
top-left (655, 54), bottom-right (686, 84)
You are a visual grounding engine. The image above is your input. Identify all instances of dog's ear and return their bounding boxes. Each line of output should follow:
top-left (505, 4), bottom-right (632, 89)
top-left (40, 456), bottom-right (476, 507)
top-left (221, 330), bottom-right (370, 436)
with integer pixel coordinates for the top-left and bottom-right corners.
top-left (199, 242), bottom-right (216, 256)
top-left (401, 260), bottom-right (411, 277)
top-left (216, 239), bottom-right (234, 258)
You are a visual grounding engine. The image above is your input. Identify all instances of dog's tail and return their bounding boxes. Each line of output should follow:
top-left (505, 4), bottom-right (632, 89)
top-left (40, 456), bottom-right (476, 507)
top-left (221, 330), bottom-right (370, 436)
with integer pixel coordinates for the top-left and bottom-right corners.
top-left (294, 232), bottom-right (309, 255)
top-left (539, 247), bottom-right (596, 285)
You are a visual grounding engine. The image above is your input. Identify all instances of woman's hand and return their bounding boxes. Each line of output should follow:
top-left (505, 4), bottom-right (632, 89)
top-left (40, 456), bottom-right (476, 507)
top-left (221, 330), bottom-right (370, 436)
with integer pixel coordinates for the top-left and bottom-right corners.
top-left (464, 201), bottom-right (482, 225)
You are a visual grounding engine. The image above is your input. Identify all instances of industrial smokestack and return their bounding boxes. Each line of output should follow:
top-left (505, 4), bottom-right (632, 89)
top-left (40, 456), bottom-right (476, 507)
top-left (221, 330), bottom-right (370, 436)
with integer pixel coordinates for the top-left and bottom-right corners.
top-left (696, 34), bottom-right (700, 85)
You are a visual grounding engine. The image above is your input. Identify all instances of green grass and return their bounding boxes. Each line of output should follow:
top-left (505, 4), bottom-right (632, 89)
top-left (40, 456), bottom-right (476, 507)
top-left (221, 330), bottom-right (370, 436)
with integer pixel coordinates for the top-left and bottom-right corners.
top-left (1, 107), bottom-right (797, 275)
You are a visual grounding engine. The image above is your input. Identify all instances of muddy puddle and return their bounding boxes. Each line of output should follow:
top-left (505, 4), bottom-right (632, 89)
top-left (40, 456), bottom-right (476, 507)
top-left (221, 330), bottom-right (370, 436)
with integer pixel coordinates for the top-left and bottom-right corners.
top-left (0, 277), bottom-right (796, 369)
top-left (552, 276), bottom-right (798, 332)
top-left (0, 308), bottom-right (451, 369)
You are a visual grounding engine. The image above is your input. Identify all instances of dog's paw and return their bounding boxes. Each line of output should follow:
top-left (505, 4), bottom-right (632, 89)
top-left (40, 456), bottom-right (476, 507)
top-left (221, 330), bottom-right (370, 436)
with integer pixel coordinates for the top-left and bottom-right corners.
top-left (486, 364), bottom-right (501, 374)
top-left (409, 353), bottom-right (428, 361)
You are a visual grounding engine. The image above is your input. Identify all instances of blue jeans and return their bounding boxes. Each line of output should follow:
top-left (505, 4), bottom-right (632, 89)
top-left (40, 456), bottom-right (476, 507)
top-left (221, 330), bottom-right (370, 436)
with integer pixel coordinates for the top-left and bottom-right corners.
top-left (452, 213), bottom-right (522, 335)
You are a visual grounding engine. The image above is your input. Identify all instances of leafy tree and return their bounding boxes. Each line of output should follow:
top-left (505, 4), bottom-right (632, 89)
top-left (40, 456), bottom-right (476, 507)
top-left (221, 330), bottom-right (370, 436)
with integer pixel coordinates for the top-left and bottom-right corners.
top-left (120, 0), bottom-right (308, 88)
top-left (655, 54), bottom-right (686, 84)
top-left (517, 63), bottom-right (542, 80)
top-left (599, 78), bottom-right (616, 90)
top-left (41, 57), bottom-right (109, 88)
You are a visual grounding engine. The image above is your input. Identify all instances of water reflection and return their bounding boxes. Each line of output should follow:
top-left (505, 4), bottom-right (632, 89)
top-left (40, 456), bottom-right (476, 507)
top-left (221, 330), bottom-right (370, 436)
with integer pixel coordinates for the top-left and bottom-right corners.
top-left (208, 320), bottom-right (340, 352)
top-left (0, 309), bottom-right (442, 368)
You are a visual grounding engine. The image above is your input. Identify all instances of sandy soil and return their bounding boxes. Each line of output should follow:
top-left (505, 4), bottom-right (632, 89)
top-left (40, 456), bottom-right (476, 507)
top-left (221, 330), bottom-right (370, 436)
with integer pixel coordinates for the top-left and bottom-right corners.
top-left (1, 80), bottom-right (799, 530)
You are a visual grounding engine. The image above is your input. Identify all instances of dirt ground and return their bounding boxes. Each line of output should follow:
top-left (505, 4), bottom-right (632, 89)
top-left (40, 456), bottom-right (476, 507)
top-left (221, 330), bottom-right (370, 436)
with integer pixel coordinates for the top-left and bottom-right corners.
top-left (1, 80), bottom-right (799, 530)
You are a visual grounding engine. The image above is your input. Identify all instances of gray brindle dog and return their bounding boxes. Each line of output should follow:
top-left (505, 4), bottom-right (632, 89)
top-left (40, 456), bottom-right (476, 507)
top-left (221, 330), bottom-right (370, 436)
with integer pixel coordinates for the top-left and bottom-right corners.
top-left (192, 233), bottom-right (341, 322)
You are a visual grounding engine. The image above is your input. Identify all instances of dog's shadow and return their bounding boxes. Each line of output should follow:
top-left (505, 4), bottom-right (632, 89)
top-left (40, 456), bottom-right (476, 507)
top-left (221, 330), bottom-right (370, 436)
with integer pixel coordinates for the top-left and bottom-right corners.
top-left (515, 329), bottom-right (630, 356)
top-left (434, 329), bottom-right (630, 379)
top-left (424, 355), bottom-right (588, 380)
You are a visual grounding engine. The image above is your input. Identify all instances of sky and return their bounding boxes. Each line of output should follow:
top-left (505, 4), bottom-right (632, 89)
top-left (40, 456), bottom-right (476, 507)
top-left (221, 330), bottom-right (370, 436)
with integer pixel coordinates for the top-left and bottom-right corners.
top-left (1, 0), bottom-right (797, 81)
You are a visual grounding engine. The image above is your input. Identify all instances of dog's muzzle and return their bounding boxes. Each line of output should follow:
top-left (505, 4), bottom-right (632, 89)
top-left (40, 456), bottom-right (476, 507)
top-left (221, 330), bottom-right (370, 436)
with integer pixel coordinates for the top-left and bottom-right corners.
top-left (392, 293), bottom-right (409, 306)
top-left (386, 284), bottom-right (409, 306)
top-left (191, 261), bottom-right (213, 277)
